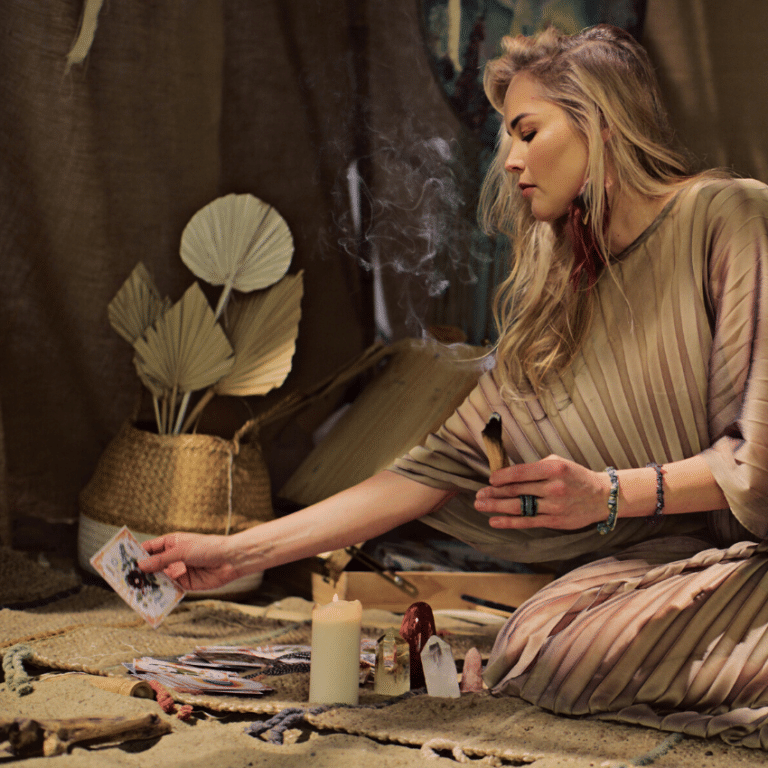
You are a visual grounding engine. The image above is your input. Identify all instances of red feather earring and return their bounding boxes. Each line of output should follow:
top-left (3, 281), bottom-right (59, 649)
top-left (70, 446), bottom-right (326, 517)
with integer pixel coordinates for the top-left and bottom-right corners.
top-left (566, 185), bottom-right (610, 291)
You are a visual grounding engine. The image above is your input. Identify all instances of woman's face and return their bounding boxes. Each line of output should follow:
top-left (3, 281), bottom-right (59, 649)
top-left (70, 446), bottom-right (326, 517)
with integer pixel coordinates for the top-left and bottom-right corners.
top-left (502, 73), bottom-right (589, 222)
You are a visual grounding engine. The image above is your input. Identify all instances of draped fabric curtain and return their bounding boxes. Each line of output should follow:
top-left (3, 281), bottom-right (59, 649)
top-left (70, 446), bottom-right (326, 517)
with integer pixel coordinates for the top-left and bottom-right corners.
top-left (643, 0), bottom-right (768, 183)
top-left (0, 0), bottom-right (384, 535)
top-left (0, 409), bottom-right (8, 545)
top-left (3, 0), bottom-right (768, 544)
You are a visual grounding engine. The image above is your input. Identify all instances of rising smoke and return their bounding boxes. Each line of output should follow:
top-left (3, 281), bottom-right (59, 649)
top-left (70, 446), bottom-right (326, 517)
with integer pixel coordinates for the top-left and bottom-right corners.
top-left (332, 131), bottom-right (490, 342)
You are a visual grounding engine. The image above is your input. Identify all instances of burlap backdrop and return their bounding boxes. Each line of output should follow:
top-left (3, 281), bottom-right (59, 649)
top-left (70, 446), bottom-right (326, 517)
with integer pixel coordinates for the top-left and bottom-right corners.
top-left (2, 0), bottom-right (768, 542)
top-left (0, 0), bottom-right (460, 538)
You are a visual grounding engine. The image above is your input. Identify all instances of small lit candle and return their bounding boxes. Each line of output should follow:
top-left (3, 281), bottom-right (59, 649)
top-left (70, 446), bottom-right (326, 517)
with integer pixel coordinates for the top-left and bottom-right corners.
top-left (309, 595), bottom-right (363, 705)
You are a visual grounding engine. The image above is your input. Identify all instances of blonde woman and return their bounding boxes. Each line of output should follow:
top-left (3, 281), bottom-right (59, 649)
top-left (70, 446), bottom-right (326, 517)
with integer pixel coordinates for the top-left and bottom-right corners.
top-left (142, 26), bottom-right (768, 745)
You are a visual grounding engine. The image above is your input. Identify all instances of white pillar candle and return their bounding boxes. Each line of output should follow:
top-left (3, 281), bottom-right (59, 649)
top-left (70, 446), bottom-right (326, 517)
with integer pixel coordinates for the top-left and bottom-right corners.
top-left (309, 595), bottom-right (363, 705)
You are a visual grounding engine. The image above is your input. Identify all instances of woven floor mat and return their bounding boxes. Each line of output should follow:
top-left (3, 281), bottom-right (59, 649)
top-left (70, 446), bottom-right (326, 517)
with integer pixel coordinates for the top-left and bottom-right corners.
top-left (1, 549), bottom-right (763, 765)
top-left (1, 582), bottom-right (498, 716)
top-left (304, 691), bottom-right (767, 766)
top-left (1, 593), bottom-right (309, 672)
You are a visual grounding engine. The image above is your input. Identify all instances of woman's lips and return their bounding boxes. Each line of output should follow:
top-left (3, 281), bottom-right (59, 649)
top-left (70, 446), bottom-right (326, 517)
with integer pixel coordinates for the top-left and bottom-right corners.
top-left (519, 184), bottom-right (535, 198)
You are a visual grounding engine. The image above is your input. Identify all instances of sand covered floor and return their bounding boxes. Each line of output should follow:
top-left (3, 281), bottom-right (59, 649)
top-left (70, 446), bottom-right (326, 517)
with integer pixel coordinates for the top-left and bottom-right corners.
top-left (4, 671), bottom-right (768, 768)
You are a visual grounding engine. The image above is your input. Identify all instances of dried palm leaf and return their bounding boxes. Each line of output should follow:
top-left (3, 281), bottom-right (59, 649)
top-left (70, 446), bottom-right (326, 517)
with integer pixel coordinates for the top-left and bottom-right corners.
top-left (133, 283), bottom-right (235, 433)
top-left (108, 263), bottom-right (170, 344)
top-left (218, 271), bottom-right (304, 396)
top-left (178, 272), bottom-right (304, 433)
top-left (180, 194), bottom-right (294, 320)
top-left (134, 365), bottom-right (164, 399)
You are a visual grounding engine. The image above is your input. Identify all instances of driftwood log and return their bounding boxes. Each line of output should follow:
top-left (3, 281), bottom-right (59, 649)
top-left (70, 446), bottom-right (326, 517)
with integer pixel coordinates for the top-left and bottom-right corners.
top-left (0, 713), bottom-right (171, 757)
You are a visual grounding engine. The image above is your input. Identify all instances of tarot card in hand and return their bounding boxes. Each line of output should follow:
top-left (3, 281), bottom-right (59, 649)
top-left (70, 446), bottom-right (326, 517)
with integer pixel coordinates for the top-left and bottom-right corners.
top-left (90, 526), bottom-right (185, 628)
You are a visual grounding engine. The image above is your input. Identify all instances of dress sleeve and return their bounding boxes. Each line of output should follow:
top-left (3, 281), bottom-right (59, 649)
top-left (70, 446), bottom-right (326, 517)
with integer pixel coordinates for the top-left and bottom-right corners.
top-left (702, 180), bottom-right (768, 538)
top-left (388, 371), bottom-right (499, 493)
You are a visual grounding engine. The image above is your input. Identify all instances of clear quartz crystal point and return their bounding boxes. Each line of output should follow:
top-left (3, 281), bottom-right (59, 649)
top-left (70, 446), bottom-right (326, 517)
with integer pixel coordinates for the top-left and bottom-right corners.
top-left (420, 635), bottom-right (460, 698)
top-left (374, 628), bottom-right (410, 696)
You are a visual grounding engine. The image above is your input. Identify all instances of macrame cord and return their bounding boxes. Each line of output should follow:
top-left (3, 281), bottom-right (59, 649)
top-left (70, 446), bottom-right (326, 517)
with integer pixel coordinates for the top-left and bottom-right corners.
top-left (224, 447), bottom-right (234, 536)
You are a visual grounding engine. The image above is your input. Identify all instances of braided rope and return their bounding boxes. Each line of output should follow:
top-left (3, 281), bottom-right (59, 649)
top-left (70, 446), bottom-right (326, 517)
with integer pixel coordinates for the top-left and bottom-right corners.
top-left (3, 644), bottom-right (34, 695)
top-left (245, 689), bottom-right (426, 744)
top-left (421, 738), bottom-right (472, 762)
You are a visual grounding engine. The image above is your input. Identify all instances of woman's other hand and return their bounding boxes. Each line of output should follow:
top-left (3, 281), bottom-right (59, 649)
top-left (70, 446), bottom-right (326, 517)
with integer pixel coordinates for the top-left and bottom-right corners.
top-left (137, 533), bottom-right (240, 591)
top-left (474, 455), bottom-right (610, 530)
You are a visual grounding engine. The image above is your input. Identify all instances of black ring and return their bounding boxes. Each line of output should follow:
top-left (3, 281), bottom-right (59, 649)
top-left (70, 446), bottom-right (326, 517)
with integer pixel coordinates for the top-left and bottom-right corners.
top-left (520, 495), bottom-right (538, 517)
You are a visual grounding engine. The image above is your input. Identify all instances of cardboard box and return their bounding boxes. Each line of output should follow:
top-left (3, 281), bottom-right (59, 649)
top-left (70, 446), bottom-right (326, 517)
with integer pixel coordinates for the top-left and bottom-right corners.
top-left (312, 570), bottom-right (553, 613)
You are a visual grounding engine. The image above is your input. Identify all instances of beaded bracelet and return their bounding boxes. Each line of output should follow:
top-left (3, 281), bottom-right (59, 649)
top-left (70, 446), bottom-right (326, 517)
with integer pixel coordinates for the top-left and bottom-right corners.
top-left (646, 461), bottom-right (665, 526)
top-left (597, 466), bottom-right (619, 535)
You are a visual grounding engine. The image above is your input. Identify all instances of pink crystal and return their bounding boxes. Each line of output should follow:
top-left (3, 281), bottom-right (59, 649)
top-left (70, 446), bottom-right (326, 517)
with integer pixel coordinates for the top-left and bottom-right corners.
top-left (459, 647), bottom-right (484, 693)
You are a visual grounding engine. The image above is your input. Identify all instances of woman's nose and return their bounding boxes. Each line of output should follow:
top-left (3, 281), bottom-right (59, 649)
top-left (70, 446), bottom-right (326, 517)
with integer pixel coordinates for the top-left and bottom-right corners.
top-left (504, 144), bottom-right (524, 174)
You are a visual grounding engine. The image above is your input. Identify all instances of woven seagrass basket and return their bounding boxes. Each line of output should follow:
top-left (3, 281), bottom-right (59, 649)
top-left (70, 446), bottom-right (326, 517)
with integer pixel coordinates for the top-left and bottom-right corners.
top-left (77, 418), bottom-right (273, 594)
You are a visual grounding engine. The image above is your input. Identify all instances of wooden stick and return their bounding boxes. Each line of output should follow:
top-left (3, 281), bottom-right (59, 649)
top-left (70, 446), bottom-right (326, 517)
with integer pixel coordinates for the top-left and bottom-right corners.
top-left (482, 412), bottom-right (509, 473)
top-left (1, 714), bottom-right (171, 758)
top-left (168, 384), bottom-right (178, 436)
top-left (151, 394), bottom-right (162, 434)
top-left (173, 390), bottom-right (192, 435)
top-left (160, 394), bottom-right (169, 435)
top-left (180, 386), bottom-right (215, 435)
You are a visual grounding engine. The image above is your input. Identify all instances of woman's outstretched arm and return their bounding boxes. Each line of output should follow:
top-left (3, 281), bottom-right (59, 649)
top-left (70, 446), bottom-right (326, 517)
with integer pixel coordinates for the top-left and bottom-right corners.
top-left (138, 470), bottom-right (452, 591)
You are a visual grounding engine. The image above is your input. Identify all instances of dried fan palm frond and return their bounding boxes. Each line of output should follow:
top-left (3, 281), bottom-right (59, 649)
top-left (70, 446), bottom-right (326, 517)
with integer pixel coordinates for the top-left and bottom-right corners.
top-left (217, 271), bottom-right (304, 397)
top-left (133, 283), bottom-right (235, 433)
top-left (178, 272), bottom-right (304, 433)
top-left (133, 282), bottom-right (235, 393)
top-left (134, 365), bottom-right (164, 399)
top-left (180, 193), bottom-right (294, 320)
top-left (108, 263), bottom-right (170, 344)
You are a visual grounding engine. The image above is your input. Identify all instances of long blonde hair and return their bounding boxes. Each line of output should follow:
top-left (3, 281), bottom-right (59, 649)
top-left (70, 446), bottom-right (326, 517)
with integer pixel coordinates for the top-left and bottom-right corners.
top-left (479, 25), bottom-right (691, 398)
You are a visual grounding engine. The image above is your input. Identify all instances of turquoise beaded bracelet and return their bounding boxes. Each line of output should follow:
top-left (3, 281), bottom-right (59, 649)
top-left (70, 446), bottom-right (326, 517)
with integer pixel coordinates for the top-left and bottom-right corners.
top-left (646, 461), bottom-right (665, 526)
top-left (597, 466), bottom-right (619, 535)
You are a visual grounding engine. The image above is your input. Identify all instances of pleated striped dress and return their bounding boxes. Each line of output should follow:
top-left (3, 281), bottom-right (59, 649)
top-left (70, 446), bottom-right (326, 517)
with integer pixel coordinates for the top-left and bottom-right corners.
top-left (390, 177), bottom-right (768, 747)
